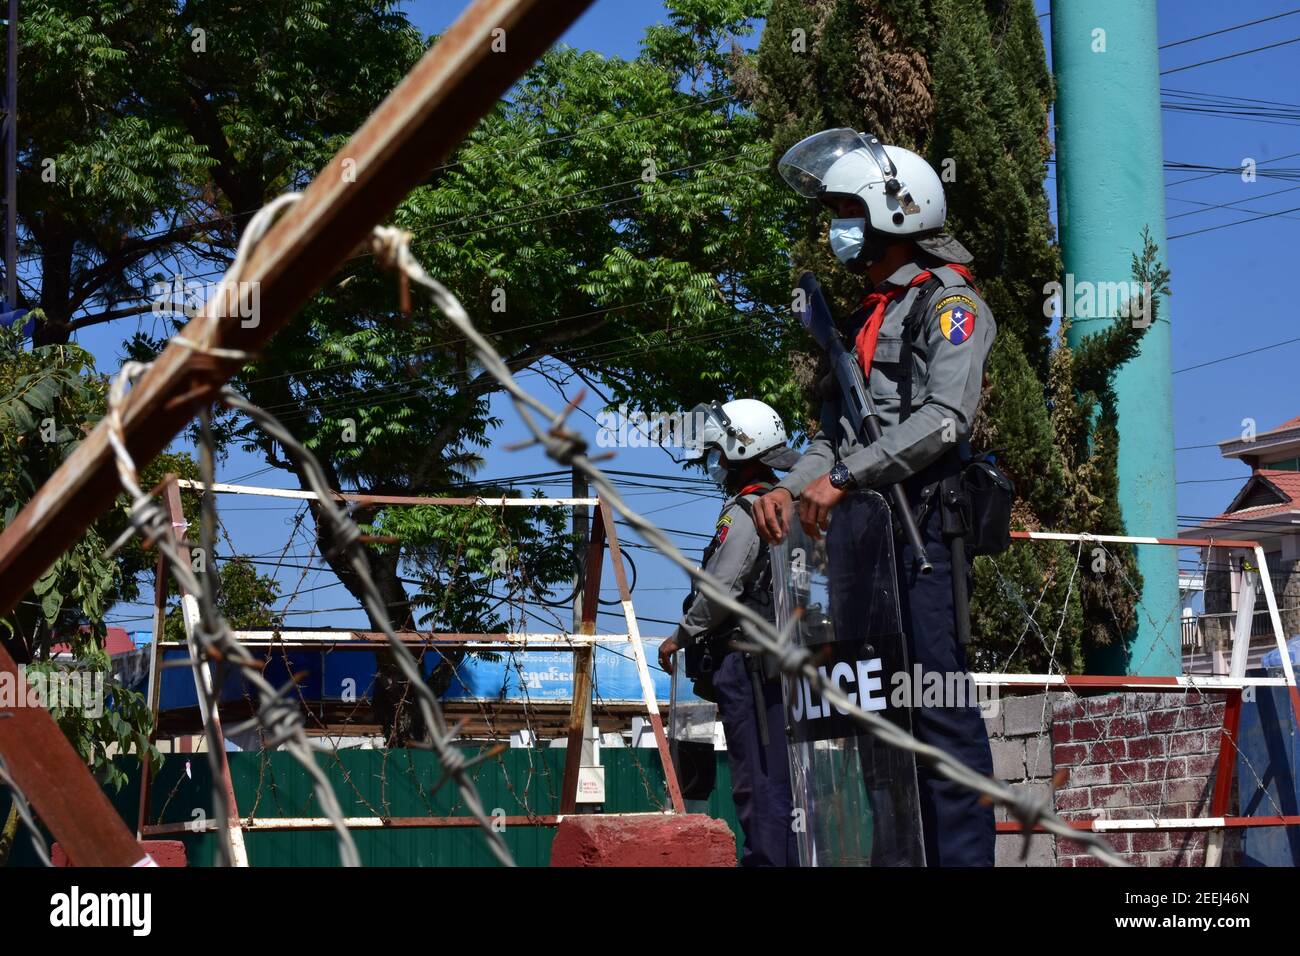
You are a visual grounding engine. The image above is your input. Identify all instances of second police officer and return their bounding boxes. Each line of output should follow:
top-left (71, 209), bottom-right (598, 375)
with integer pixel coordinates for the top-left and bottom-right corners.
top-left (659, 398), bottom-right (801, 867)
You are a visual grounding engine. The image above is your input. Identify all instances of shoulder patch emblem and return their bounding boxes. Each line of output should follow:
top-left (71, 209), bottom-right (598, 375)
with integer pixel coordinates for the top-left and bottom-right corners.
top-left (936, 293), bottom-right (978, 346)
top-left (715, 513), bottom-right (733, 544)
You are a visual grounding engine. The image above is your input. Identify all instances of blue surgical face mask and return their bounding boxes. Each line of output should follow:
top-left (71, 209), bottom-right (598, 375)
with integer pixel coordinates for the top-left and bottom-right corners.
top-left (705, 449), bottom-right (729, 488)
top-left (828, 217), bottom-right (866, 264)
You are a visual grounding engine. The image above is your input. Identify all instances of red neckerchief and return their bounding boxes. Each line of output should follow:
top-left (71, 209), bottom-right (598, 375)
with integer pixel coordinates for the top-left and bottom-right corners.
top-left (737, 481), bottom-right (770, 497)
top-left (854, 263), bottom-right (975, 380)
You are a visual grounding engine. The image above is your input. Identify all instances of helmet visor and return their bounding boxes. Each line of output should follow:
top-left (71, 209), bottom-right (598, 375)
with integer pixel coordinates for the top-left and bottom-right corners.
top-left (778, 128), bottom-right (891, 198)
top-left (684, 401), bottom-right (750, 460)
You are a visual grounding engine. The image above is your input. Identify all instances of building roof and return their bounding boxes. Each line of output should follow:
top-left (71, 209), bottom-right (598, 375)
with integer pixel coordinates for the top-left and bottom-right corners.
top-left (1262, 415), bottom-right (1300, 435)
top-left (1205, 469), bottom-right (1300, 523)
top-left (1219, 415), bottom-right (1300, 462)
top-left (50, 626), bottom-right (135, 658)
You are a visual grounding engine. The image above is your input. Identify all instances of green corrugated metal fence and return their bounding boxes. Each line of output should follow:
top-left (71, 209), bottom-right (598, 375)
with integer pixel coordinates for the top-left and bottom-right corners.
top-left (2, 747), bottom-right (742, 867)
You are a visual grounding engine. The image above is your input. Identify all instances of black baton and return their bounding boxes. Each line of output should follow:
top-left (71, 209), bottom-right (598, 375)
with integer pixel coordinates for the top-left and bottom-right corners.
top-left (951, 533), bottom-right (971, 644)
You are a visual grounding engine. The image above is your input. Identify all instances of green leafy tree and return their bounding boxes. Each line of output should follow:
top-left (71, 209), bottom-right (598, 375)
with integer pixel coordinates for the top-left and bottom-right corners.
top-left (18, 0), bottom-right (424, 345)
top-left (0, 323), bottom-right (194, 656)
top-left (0, 323), bottom-right (116, 655)
top-left (163, 555), bottom-right (282, 642)
top-left (17, 0), bottom-right (443, 741)
top-left (20, 1), bottom-right (215, 344)
top-left (18, 0), bottom-right (1168, 743)
top-left (0, 324), bottom-right (189, 861)
top-left (124, 0), bottom-right (798, 741)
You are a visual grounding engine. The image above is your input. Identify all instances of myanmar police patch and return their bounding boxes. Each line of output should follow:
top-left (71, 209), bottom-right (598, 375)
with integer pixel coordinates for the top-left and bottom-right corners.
top-left (936, 294), bottom-right (978, 346)
top-left (715, 513), bottom-right (733, 544)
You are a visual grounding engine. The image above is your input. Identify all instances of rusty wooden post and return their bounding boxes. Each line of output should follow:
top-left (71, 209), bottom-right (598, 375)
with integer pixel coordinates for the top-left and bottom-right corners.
top-left (560, 505), bottom-right (608, 813)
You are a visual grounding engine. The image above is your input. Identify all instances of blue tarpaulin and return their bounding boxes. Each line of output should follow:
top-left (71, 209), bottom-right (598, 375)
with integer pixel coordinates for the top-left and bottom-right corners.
top-left (1237, 675), bottom-right (1300, 866)
top-left (1261, 636), bottom-right (1300, 669)
top-left (156, 639), bottom-right (671, 711)
top-left (0, 299), bottom-right (31, 337)
top-left (442, 642), bottom-right (670, 702)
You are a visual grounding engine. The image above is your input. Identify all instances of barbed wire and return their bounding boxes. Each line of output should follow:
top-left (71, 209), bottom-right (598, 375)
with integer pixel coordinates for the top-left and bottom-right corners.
top-left (107, 380), bottom-right (358, 866)
top-left (0, 753), bottom-right (52, 866)
top-left (220, 388), bottom-right (516, 862)
top-left (102, 180), bottom-right (1266, 866)
top-left (982, 527), bottom-right (1292, 853)
top-left (377, 215), bottom-right (1130, 867)
top-left (104, 195), bottom-right (516, 867)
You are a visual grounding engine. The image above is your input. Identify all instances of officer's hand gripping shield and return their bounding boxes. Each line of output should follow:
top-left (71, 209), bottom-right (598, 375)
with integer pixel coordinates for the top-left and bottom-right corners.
top-left (771, 490), bottom-right (925, 866)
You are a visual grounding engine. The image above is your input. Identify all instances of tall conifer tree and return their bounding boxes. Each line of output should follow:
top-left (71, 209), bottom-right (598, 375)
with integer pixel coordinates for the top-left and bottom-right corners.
top-left (739, 0), bottom-right (1159, 671)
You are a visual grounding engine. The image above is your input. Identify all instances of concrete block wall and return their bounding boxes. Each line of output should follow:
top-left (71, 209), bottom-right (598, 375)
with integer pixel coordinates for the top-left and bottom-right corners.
top-left (987, 691), bottom-right (1235, 866)
top-left (986, 693), bottom-right (1059, 867)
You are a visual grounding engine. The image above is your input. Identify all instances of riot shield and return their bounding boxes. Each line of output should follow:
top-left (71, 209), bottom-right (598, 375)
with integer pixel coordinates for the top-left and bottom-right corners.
top-left (771, 489), bottom-right (925, 866)
top-left (667, 652), bottom-right (719, 807)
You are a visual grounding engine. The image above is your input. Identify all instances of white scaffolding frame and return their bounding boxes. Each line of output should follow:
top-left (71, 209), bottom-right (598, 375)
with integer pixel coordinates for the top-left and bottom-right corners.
top-left (978, 530), bottom-right (1300, 844)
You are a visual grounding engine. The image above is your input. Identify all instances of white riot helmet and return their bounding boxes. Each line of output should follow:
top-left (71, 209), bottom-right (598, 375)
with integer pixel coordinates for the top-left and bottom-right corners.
top-left (685, 399), bottom-right (799, 487)
top-left (778, 128), bottom-right (971, 268)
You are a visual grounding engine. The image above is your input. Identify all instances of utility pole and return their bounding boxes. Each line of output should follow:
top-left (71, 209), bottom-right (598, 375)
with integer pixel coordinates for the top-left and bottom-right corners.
top-left (1052, 0), bottom-right (1179, 674)
top-left (571, 464), bottom-right (598, 805)
top-left (3, 0), bottom-right (16, 309)
top-left (571, 465), bottom-right (588, 632)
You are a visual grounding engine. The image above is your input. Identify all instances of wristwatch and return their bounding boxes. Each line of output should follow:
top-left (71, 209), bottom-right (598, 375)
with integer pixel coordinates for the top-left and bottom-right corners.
top-left (828, 460), bottom-right (856, 490)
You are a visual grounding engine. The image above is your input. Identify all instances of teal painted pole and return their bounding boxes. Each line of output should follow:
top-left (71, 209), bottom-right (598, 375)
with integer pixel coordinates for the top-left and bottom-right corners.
top-left (1051, 0), bottom-right (1179, 675)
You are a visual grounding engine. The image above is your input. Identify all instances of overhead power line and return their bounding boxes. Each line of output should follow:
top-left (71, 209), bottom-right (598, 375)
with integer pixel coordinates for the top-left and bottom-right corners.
top-left (1045, 155), bottom-right (1300, 182)
top-left (1162, 100), bottom-right (1300, 130)
top-left (428, 150), bottom-right (751, 233)
top-left (1162, 160), bottom-right (1300, 182)
top-left (1169, 203), bottom-right (1300, 239)
top-left (1173, 336), bottom-right (1300, 374)
top-left (243, 260), bottom-right (794, 417)
top-left (1161, 33), bottom-right (1300, 76)
top-left (1160, 7), bottom-right (1300, 49)
top-left (1164, 149), bottom-right (1300, 190)
top-left (1167, 182), bottom-right (1300, 221)
top-left (1178, 513), bottom-right (1300, 532)
top-left (1163, 86), bottom-right (1300, 111)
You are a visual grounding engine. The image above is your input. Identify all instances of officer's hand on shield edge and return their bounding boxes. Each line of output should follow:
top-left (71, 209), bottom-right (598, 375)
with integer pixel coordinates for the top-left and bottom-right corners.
top-left (799, 473), bottom-right (847, 540)
top-left (751, 487), bottom-right (793, 544)
top-left (658, 635), bottom-right (680, 674)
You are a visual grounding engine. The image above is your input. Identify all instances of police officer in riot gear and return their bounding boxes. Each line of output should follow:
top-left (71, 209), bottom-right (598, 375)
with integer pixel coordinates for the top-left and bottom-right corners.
top-left (753, 128), bottom-right (998, 867)
top-left (659, 398), bottom-right (801, 867)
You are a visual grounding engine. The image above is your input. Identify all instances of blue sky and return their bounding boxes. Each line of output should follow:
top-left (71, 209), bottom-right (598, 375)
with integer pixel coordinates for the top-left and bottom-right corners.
top-left (80, 1), bottom-right (1300, 639)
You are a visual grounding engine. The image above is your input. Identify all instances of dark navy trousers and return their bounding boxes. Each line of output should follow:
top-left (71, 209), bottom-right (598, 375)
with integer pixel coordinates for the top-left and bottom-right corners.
top-left (714, 649), bottom-right (799, 867)
top-left (896, 502), bottom-right (996, 867)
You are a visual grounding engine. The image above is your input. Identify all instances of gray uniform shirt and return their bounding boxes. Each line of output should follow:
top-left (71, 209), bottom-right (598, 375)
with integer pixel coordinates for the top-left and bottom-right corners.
top-left (776, 261), bottom-right (997, 497)
top-left (672, 488), bottom-right (767, 644)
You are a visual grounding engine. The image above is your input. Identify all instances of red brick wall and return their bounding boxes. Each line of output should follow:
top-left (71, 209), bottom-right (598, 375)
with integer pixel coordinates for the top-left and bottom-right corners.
top-left (1050, 692), bottom-right (1229, 867)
